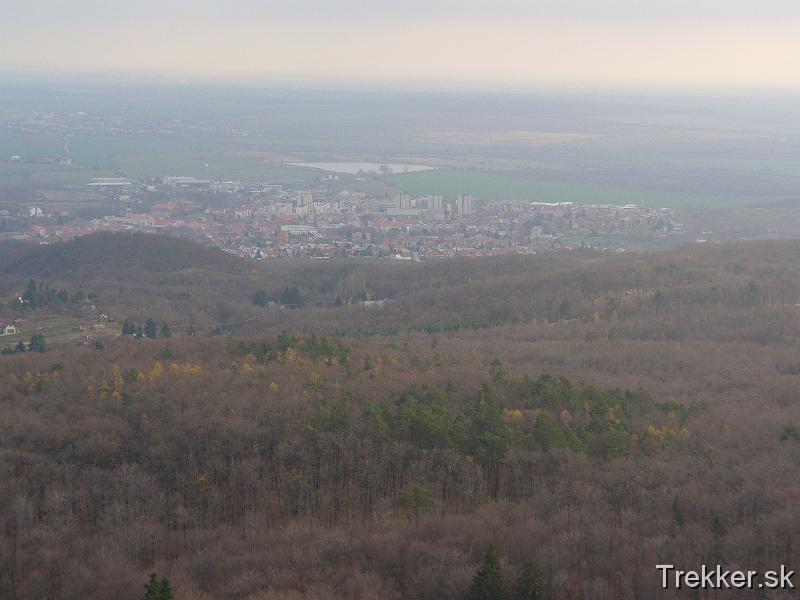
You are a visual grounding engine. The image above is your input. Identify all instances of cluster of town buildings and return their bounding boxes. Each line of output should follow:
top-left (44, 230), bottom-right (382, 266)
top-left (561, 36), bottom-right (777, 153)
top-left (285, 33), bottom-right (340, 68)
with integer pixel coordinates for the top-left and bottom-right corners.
top-left (1, 176), bottom-right (685, 258)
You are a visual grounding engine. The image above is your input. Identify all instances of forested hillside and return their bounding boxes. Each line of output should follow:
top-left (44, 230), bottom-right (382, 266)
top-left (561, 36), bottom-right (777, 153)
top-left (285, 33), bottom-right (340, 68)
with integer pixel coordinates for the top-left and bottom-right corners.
top-left (0, 233), bottom-right (244, 278)
top-left (3, 234), bottom-right (800, 598)
top-left (4, 233), bottom-right (800, 342)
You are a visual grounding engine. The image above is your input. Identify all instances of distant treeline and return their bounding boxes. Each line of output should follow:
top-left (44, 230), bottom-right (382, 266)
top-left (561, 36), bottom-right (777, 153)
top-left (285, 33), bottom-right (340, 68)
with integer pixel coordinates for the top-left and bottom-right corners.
top-left (1, 333), bottom-right (47, 355)
top-left (5, 234), bottom-right (800, 341)
top-left (6, 278), bottom-right (95, 310)
top-left (122, 318), bottom-right (171, 339)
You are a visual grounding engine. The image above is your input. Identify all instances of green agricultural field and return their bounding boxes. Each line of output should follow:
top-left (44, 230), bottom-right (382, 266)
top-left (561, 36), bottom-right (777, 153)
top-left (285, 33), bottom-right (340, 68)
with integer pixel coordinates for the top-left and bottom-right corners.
top-left (113, 154), bottom-right (319, 182)
top-left (387, 169), bottom-right (732, 208)
top-left (30, 168), bottom-right (115, 186)
top-left (68, 134), bottom-right (321, 182)
top-left (0, 133), bottom-right (65, 159)
top-left (654, 156), bottom-right (800, 178)
top-left (68, 135), bottom-right (167, 170)
top-left (0, 162), bottom-right (114, 186)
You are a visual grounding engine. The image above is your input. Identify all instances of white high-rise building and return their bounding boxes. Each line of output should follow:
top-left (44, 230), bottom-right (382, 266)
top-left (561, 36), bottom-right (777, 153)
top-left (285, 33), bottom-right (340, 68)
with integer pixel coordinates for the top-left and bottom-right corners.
top-left (455, 194), bottom-right (474, 217)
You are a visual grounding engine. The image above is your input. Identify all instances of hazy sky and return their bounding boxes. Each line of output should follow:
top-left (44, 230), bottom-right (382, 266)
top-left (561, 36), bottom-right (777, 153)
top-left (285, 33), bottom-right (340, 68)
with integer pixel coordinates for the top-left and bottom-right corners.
top-left (3, 1), bottom-right (800, 89)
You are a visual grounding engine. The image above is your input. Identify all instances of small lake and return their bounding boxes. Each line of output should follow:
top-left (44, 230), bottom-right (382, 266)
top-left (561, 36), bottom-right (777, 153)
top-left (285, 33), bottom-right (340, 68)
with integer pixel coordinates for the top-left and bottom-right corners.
top-left (288, 162), bottom-right (435, 174)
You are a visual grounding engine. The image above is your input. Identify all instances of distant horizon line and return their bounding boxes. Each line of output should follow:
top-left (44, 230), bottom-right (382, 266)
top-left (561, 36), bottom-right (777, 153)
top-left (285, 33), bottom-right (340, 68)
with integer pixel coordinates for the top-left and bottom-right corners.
top-left (2, 67), bottom-right (800, 98)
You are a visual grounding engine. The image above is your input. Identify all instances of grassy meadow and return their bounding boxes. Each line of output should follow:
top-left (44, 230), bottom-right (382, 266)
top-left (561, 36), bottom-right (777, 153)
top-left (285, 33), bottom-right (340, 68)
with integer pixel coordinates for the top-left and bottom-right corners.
top-left (387, 169), bottom-right (732, 208)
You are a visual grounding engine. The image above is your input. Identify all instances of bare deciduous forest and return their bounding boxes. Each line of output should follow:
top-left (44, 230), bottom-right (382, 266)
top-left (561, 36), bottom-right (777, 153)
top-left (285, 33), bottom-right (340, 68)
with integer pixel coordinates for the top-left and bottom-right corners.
top-left (3, 233), bottom-right (800, 598)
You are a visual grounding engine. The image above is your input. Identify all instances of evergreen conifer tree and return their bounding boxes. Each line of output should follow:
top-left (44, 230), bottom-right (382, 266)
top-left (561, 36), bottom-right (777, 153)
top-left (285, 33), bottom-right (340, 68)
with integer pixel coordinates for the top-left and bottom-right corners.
top-left (23, 279), bottom-right (38, 308)
top-left (143, 573), bottom-right (159, 600)
top-left (29, 334), bottom-right (47, 353)
top-left (158, 575), bottom-right (173, 600)
top-left (143, 573), bottom-right (174, 600)
top-left (280, 286), bottom-right (302, 307)
top-left (466, 546), bottom-right (507, 600)
top-left (144, 318), bottom-right (158, 339)
top-left (513, 561), bottom-right (548, 600)
top-left (253, 289), bottom-right (269, 307)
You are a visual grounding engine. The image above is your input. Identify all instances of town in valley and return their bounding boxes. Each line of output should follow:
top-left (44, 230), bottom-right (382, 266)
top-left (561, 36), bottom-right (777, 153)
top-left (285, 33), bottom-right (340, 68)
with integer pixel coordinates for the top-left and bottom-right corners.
top-left (1, 170), bottom-right (689, 259)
